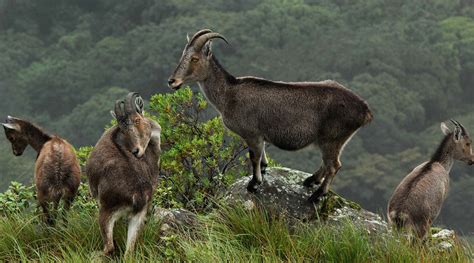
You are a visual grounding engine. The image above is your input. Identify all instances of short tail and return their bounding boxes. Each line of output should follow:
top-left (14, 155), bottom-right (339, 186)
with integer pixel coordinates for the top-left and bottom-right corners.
top-left (388, 210), bottom-right (408, 230)
top-left (363, 110), bottom-right (373, 125)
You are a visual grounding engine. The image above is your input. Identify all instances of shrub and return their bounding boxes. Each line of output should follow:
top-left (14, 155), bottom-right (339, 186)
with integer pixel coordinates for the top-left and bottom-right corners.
top-left (149, 87), bottom-right (248, 211)
top-left (0, 182), bottom-right (35, 215)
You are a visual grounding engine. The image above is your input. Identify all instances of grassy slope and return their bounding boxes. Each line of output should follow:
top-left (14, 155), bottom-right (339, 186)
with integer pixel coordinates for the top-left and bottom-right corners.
top-left (0, 205), bottom-right (472, 262)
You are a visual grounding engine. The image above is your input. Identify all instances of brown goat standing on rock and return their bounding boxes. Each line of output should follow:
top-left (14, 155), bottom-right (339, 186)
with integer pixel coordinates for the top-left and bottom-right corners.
top-left (2, 116), bottom-right (80, 225)
top-left (168, 29), bottom-right (372, 203)
top-left (86, 92), bottom-right (161, 256)
top-left (388, 120), bottom-right (473, 239)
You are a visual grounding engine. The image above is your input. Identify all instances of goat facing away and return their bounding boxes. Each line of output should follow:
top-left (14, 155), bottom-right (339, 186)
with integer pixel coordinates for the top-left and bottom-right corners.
top-left (2, 116), bottom-right (81, 225)
top-left (168, 29), bottom-right (373, 203)
top-left (85, 92), bottom-right (161, 256)
top-left (387, 120), bottom-right (473, 239)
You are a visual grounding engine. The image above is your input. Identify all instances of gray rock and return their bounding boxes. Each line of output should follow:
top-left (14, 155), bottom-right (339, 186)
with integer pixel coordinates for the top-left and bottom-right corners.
top-left (153, 207), bottom-right (198, 235)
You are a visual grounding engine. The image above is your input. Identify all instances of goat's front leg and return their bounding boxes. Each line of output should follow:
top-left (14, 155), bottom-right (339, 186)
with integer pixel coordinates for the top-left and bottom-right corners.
top-left (99, 208), bottom-right (118, 257)
top-left (125, 208), bottom-right (147, 256)
top-left (260, 143), bottom-right (268, 175)
top-left (246, 138), bottom-right (264, 193)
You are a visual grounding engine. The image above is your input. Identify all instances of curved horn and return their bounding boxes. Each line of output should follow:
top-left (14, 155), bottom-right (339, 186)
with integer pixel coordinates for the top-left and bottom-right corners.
top-left (450, 119), bottom-right (459, 128)
top-left (451, 119), bottom-right (467, 135)
top-left (192, 32), bottom-right (229, 51)
top-left (124, 92), bottom-right (143, 115)
top-left (135, 95), bottom-right (144, 114)
top-left (188, 29), bottom-right (212, 45)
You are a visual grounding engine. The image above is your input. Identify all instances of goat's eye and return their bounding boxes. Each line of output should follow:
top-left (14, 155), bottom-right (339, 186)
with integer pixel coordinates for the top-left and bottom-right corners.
top-left (191, 57), bottom-right (199, 63)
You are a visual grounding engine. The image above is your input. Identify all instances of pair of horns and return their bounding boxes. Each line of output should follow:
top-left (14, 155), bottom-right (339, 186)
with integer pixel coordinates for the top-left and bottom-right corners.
top-left (114, 92), bottom-right (144, 121)
top-left (450, 119), bottom-right (467, 136)
top-left (2, 116), bottom-right (20, 131)
top-left (187, 29), bottom-right (229, 51)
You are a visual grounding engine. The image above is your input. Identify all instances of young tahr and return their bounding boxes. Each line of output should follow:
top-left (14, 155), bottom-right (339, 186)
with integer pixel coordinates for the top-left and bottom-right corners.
top-left (388, 120), bottom-right (473, 239)
top-left (2, 116), bottom-right (81, 225)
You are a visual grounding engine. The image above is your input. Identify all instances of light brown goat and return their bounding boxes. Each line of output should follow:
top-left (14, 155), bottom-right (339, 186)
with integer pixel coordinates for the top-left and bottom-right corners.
top-left (86, 93), bottom-right (161, 256)
top-left (2, 116), bottom-right (81, 225)
top-left (168, 29), bottom-right (372, 203)
top-left (387, 120), bottom-right (473, 239)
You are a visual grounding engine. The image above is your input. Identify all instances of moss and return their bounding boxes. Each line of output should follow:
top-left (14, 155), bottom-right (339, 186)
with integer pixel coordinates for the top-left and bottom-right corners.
top-left (318, 190), bottom-right (362, 219)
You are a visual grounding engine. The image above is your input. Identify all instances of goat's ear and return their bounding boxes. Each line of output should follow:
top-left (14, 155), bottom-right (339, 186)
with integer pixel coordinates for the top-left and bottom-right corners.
top-left (203, 41), bottom-right (212, 57)
top-left (110, 111), bottom-right (117, 120)
top-left (2, 123), bottom-right (20, 131)
top-left (440, 122), bottom-right (451, 135)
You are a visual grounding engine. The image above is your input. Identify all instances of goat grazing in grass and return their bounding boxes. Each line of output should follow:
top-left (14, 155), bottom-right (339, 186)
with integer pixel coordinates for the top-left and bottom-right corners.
top-left (86, 92), bottom-right (161, 256)
top-left (2, 116), bottom-right (80, 225)
top-left (388, 120), bottom-right (473, 239)
top-left (168, 29), bottom-right (372, 203)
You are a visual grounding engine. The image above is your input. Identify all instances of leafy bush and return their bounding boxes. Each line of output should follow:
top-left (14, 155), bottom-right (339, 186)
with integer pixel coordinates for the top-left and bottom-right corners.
top-left (0, 182), bottom-right (35, 215)
top-left (75, 146), bottom-right (93, 167)
top-left (149, 87), bottom-right (248, 211)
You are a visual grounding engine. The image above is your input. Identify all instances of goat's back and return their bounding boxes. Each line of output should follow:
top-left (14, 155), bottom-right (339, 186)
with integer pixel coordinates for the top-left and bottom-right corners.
top-left (388, 162), bottom-right (449, 229)
top-left (224, 78), bottom-right (372, 149)
top-left (35, 136), bottom-right (81, 202)
top-left (86, 125), bottom-right (159, 211)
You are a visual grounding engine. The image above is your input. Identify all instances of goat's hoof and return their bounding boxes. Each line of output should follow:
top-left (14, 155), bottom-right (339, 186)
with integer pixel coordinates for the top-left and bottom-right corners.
top-left (246, 179), bottom-right (261, 193)
top-left (303, 176), bottom-right (319, 188)
top-left (308, 188), bottom-right (326, 204)
top-left (103, 247), bottom-right (115, 257)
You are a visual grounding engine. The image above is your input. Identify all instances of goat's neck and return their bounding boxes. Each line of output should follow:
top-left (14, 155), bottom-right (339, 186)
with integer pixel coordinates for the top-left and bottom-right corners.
top-left (20, 121), bottom-right (52, 152)
top-left (431, 135), bottom-right (455, 173)
top-left (198, 55), bottom-right (236, 113)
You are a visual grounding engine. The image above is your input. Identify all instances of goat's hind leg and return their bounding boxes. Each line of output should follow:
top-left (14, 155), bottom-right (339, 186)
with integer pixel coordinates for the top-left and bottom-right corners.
top-left (303, 165), bottom-right (325, 188)
top-left (39, 200), bottom-right (54, 226)
top-left (308, 143), bottom-right (343, 204)
top-left (246, 139), bottom-right (264, 193)
top-left (61, 194), bottom-right (75, 224)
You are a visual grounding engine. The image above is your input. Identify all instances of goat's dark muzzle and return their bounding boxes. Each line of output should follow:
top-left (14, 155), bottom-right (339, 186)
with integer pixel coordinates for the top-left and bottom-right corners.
top-left (167, 78), bottom-right (183, 90)
top-left (132, 148), bottom-right (140, 158)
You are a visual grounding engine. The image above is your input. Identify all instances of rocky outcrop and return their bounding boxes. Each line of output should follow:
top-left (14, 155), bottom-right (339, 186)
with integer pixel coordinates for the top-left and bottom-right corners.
top-left (225, 167), bottom-right (388, 234)
top-left (154, 167), bottom-right (458, 250)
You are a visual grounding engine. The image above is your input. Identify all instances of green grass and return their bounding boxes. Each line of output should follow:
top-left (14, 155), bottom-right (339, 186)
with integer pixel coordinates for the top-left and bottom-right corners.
top-left (0, 206), bottom-right (472, 262)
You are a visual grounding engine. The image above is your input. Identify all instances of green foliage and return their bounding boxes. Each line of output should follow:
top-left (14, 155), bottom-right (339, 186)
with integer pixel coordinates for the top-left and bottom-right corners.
top-left (75, 146), bottom-right (93, 167)
top-left (0, 182), bottom-right (34, 215)
top-left (149, 87), bottom-right (248, 211)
